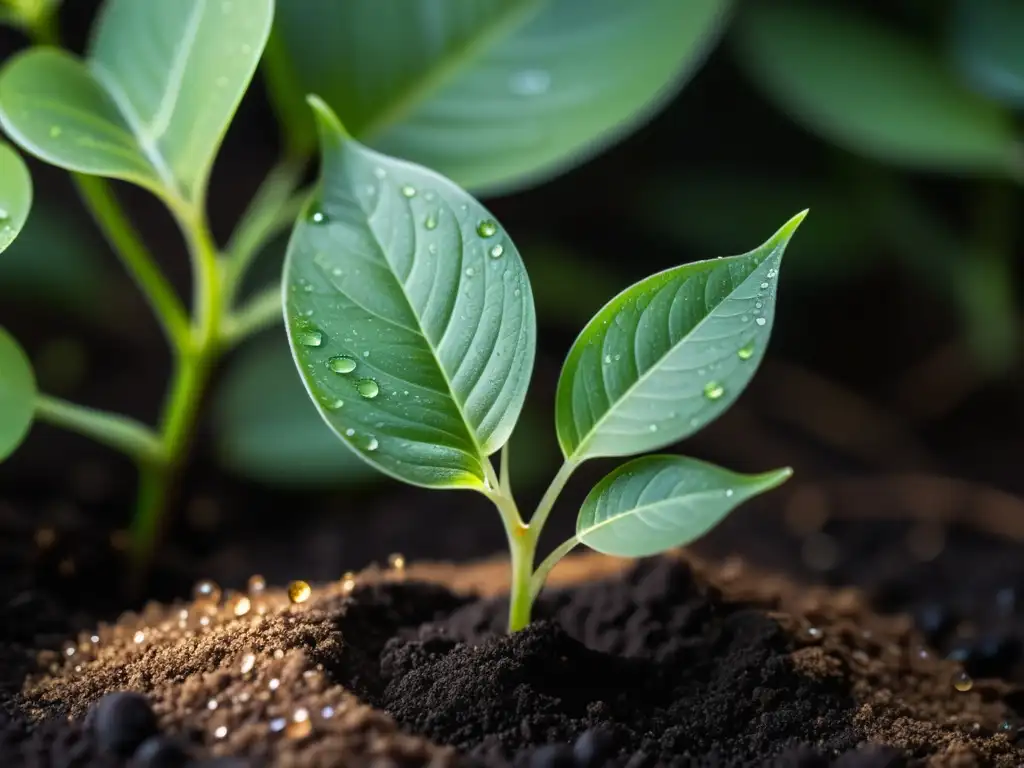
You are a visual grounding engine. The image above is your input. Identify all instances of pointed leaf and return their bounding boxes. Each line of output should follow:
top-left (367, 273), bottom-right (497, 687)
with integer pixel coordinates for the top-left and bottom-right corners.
top-left (212, 337), bottom-right (383, 488)
top-left (0, 326), bottom-right (36, 461)
top-left (0, 0), bottom-right (273, 207)
top-left (284, 99), bottom-right (536, 489)
top-left (269, 0), bottom-right (730, 193)
top-left (0, 141), bottom-right (31, 254)
top-left (733, 3), bottom-right (1020, 176)
top-left (556, 213), bottom-right (805, 463)
top-left (952, 0), bottom-right (1024, 109)
top-left (577, 455), bottom-right (791, 557)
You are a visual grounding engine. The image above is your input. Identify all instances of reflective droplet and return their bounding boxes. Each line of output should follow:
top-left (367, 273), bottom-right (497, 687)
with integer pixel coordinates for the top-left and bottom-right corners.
top-left (240, 653), bottom-right (256, 674)
top-left (248, 574), bottom-right (266, 594)
top-left (703, 381), bottom-right (724, 400)
top-left (400, 184), bottom-right (416, 198)
top-left (755, 317), bottom-right (767, 326)
top-left (603, 355), bottom-right (611, 364)
top-left (133, 630), bottom-right (145, 644)
top-left (268, 677), bottom-right (280, 691)
top-left (345, 428), bottom-right (355, 437)
top-left (193, 580), bottom-right (221, 603)
top-left (465, 267), bottom-right (475, 277)
top-left (288, 580), bottom-right (311, 604)
top-left (341, 571), bottom-right (357, 594)
top-left (476, 219), bottom-right (498, 238)
top-left (228, 593), bottom-right (251, 617)
top-left (737, 342), bottom-right (755, 360)
top-left (321, 705), bottom-right (335, 719)
top-left (373, 167), bottom-right (386, 179)
top-left (357, 379), bottom-right (380, 399)
top-left (328, 355), bottom-right (357, 374)
top-left (725, 489), bottom-right (734, 497)
top-left (323, 398), bottom-right (344, 410)
top-left (366, 436), bottom-right (379, 452)
top-left (766, 269), bottom-right (777, 278)
top-left (296, 328), bottom-right (323, 347)
top-left (286, 708), bottom-right (312, 739)
top-left (214, 725), bottom-right (228, 739)
top-left (388, 553), bottom-right (406, 571)
top-left (953, 671), bottom-right (973, 692)
top-left (308, 208), bottom-right (327, 224)
top-left (424, 213), bottom-right (437, 230)
top-left (270, 717), bottom-right (286, 733)
top-left (207, 699), bottom-right (219, 711)
top-left (648, 424), bottom-right (658, 432)
top-left (760, 282), bottom-right (769, 289)
top-left (489, 244), bottom-right (504, 259)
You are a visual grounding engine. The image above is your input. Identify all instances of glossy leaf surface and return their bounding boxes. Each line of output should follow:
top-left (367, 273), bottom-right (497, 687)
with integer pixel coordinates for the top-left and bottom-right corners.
top-left (284, 99), bottom-right (536, 489)
top-left (0, 0), bottom-right (273, 206)
top-left (733, 3), bottom-right (1019, 176)
top-left (269, 0), bottom-right (730, 192)
top-left (556, 213), bottom-right (805, 463)
top-left (213, 337), bottom-right (382, 488)
top-left (0, 141), bottom-right (31, 254)
top-left (952, 0), bottom-right (1024, 108)
top-left (0, 326), bottom-right (35, 461)
top-left (577, 455), bottom-right (790, 557)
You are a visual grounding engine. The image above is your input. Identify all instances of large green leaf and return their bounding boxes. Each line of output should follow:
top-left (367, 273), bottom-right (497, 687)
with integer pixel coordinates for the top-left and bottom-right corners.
top-left (952, 0), bottom-right (1024, 109)
top-left (213, 337), bottom-right (382, 488)
top-left (0, 326), bottom-right (36, 461)
top-left (284, 98), bottom-right (536, 489)
top-left (269, 0), bottom-right (730, 193)
top-left (0, 0), bottom-right (273, 208)
top-left (733, 3), bottom-right (1020, 176)
top-left (0, 141), bottom-right (31, 254)
top-left (556, 212), bottom-right (805, 463)
top-left (577, 455), bottom-right (790, 557)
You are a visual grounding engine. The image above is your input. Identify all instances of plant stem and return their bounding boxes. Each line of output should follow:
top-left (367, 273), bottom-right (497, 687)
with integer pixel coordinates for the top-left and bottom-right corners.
top-left (130, 211), bottom-right (223, 565)
top-left (221, 286), bottom-right (283, 347)
top-left (527, 460), bottom-right (578, 539)
top-left (73, 175), bottom-right (190, 349)
top-left (507, 533), bottom-right (536, 632)
top-left (530, 536), bottom-right (580, 601)
top-left (34, 395), bottom-right (163, 464)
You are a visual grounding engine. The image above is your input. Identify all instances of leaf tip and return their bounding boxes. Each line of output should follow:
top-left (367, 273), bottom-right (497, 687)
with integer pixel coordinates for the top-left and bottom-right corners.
top-left (760, 466), bottom-right (794, 491)
top-left (305, 94), bottom-right (350, 142)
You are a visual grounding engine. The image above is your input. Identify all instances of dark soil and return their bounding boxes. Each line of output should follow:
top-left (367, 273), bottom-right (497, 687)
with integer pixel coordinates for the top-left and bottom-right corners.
top-left (2, 553), bottom-right (1023, 767)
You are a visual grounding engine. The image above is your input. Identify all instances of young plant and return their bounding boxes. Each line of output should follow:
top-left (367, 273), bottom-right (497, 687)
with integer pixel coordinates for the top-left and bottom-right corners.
top-left (285, 98), bottom-right (806, 632)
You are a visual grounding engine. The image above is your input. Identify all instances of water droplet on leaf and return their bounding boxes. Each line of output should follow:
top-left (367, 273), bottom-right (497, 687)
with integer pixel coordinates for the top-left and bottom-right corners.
top-left (366, 436), bottom-right (379, 451)
top-left (400, 184), bottom-right (416, 198)
top-left (755, 318), bottom-right (767, 326)
top-left (328, 356), bottom-right (357, 374)
top-left (703, 381), bottom-right (725, 400)
top-left (288, 580), bottom-right (311, 604)
top-left (489, 244), bottom-right (504, 259)
top-left (357, 379), bottom-right (380, 399)
top-left (476, 220), bottom-right (498, 238)
top-left (296, 328), bottom-right (323, 347)
top-left (424, 213), bottom-right (437, 230)
top-left (738, 342), bottom-right (755, 360)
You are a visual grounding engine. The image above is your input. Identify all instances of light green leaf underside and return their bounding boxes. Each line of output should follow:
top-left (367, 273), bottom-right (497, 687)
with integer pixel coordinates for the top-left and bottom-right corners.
top-left (270, 0), bottom-right (730, 192)
top-left (577, 455), bottom-right (790, 558)
top-left (0, 0), bottom-right (273, 206)
top-left (952, 0), bottom-right (1024, 109)
top-left (284, 99), bottom-right (536, 489)
top-left (0, 141), bottom-right (31, 254)
top-left (212, 337), bottom-right (383, 488)
top-left (0, 325), bottom-right (36, 461)
top-left (556, 212), bottom-right (805, 463)
top-left (733, 3), bottom-right (1019, 175)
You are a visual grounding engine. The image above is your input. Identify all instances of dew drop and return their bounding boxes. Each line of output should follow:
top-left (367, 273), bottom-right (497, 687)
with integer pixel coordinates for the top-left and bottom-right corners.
top-left (366, 436), bottom-right (379, 452)
top-left (648, 424), bottom-right (658, 432)
top-left (296, 328), bottom-right (323, 347)
top-left (373, 167), bottom-right (386, 179)
top-left (760, 282), bottom-right (769, 289)
top-left (476, 219), bottom-right (498, 238)
top-left (755, 317), bottom-right (767, 326)
top-left (465, 267), bottom-right (475, 277)
top-left (240, 653), bottom-right (256, 674)
top-left (388, 553), bottom-right (406, 571)
top-left (738, 342), bottom-right (755, 360)
top-left (228, 593), bottom-right (251, 617)
top-left (755, 301), bottom-right (763, 309)
top-left (133, 630), bottom-right (145, 644)
top-left (323, 398), bottom-right (344, 410)
top-left (248, 574), bottom-right (266, 594)
top-left (193, 579), bottom-right (221, 603)
top-left (328, 355), bottom-right (357, 374)
top-left (270, 717), bottom-right (286, 733)
top-left (424, 213), bottom-right (438, 230)
top-left (214, 725), bottom-right (228, 739)
top-left (308, 209), bottom-right (327, 224)
top-left (341, 571), bottom-right (357, 594)
top-left (953, 671), bottom-right (973, 692)
top-left (357, 379), bottom-right (380, 399)
top-left (400, 184), bottom-right (416, 198)
top-left (603, 354), bottom-right (612, 364)
top-left (489, 244), bottom-right (504, 259)
top-left (345, 428), bottom-right (355, 437)
top-left (703, 381), bottom-right (725, 400)
top-left (766, 269), bottom-right (777, 278)
top-left (288, 580), bottom-right (311, 604)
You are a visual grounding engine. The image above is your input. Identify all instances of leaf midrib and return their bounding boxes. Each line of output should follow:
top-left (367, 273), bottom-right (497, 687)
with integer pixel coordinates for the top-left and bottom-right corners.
top-left (358, 0), bottom-right (546, 141)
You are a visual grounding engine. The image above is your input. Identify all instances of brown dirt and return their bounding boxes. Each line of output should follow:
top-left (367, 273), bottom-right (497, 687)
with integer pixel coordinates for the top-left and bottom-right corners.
top-left (1, 552), bottom-right (1022, 767)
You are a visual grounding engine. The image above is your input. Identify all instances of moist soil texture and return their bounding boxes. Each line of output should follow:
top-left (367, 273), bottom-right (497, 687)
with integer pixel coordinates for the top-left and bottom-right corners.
top-left (2, 554), bottom-right (1024, 768)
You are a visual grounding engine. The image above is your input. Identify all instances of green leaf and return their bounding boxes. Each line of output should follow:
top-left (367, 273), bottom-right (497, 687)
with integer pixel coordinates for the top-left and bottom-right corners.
top-left (556, 212), bottom-right (805, 463)
top-left (269, 0), bottom-right (730, 193)
top-left (952, 0), bottom-right (1024, 109)
top-left (733, 2), bottom-right (1020, 176)
top-left (577, 455), bottom-right (791, 557)
top-left (0, 0), bottom-right (273, 208)
top-left (0, 141), bottom-right (31, 254)
top-left (213, 336), bottom-right (383, 488)
top-left (0, 325), bottom-right (36, 461)
top-left (284, 98), bottom-right (536, 489)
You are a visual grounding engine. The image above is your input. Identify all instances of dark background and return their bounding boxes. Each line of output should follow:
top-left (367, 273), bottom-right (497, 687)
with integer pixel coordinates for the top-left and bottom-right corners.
top-left (1, 0), bottom-right (1022, 610)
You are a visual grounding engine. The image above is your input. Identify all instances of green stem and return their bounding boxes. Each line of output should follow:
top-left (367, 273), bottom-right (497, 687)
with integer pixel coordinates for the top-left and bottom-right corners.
top-left (73, 175), bottom-right (190, 349)
top-left (34, 394), bottom-right (163, 464)
top-left (130, 211), bottom-right (223, 564)
top-left (223, 157), bottom-right (308, 309)
top-left (530, 536), bottom-right (580, 601)
top-left (507, 533), bottom-right (536, 632)
top-left (527, 460), bottom-right (578, 538)
top-left (221, 286), bottom-right (283, 347)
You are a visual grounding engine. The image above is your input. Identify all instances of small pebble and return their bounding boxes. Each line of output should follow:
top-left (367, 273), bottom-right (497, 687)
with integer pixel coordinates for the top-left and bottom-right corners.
top-left (132, 735), bottom-right (190, 767)
top-left (529, 744), bottom-right (576, 768)
top-left (89, 691), bottom-right (158, 756)
top-left (573, 727), bottom-right (615, 767)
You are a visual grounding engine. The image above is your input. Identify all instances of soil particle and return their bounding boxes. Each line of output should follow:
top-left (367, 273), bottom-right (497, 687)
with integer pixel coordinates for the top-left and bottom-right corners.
top-left (2, 554), bottom-right (1023, 767)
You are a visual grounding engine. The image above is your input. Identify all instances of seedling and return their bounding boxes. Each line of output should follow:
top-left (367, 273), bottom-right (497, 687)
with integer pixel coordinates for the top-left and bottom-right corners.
top-left (0, 1), bottom-right (801, 621)
top-left (284, 100), bottom-right (805, 631)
